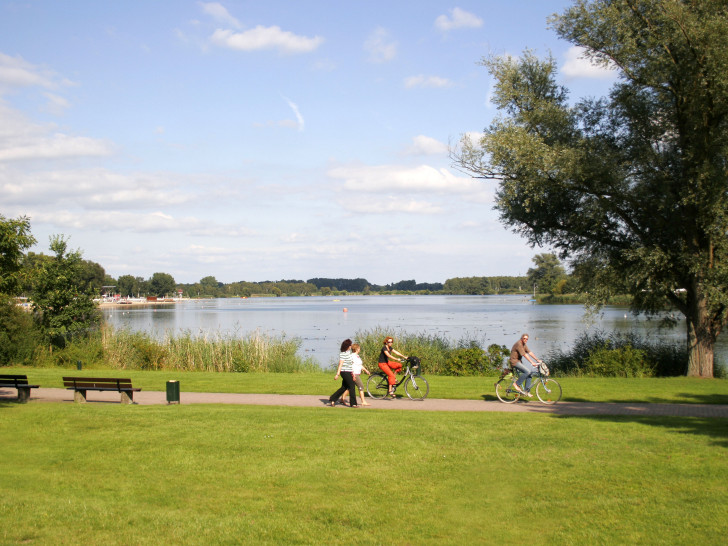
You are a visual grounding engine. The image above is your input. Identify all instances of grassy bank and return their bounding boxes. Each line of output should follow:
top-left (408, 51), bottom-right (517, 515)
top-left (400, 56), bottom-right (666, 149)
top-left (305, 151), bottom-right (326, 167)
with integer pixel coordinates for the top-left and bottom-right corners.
top-left (1, 403), bottom-right (726, 544)
top-left (4, 367), bottom-right (728, 404)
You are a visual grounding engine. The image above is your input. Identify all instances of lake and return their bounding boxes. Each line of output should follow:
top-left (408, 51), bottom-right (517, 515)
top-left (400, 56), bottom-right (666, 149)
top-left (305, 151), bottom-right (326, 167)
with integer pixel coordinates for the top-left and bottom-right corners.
top-left (100, 295), bottom-right (727, 369)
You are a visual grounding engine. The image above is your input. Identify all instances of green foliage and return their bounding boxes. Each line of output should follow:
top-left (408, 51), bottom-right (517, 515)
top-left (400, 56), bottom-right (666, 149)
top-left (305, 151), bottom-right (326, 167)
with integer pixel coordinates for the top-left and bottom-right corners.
top-left (0, 300), bottom-right (42, 366)
top-left (548, 331), bottom-right (690, 378)
top-left (30, 235), bottom-right (100, 348)
top-left (582, 345), bottom-right (652, 378)
top-left (0, 214), bottom-right (36, 296)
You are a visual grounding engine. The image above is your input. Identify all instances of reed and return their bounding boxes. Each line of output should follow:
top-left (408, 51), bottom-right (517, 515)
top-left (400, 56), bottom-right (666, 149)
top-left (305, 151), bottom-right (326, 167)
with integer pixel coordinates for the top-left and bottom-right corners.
top-left (32, 326), bottom-right (320, 373)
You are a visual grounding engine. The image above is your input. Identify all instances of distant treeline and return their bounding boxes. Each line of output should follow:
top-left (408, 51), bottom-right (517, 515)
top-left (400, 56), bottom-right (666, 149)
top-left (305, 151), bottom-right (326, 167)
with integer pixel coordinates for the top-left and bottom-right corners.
top-left (174, 275), bottom-right (530, 298)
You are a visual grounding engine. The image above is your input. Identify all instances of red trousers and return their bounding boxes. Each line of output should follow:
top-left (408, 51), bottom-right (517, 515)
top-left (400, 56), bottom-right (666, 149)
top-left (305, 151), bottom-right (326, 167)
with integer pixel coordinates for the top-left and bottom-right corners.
top-left (379, 361), bottom-right (402, 385)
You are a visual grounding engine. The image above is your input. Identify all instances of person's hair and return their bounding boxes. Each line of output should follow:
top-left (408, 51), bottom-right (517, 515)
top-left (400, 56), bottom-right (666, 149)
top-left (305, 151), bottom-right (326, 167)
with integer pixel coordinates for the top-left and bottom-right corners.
top-left (383, 337), bottom-right (393, 344)
top-left (521, 333), bottom-right (529, 339)
top-left (351, 343), bottom-right (360, 352)
top-left (340, 339), bottom-right (353, 352)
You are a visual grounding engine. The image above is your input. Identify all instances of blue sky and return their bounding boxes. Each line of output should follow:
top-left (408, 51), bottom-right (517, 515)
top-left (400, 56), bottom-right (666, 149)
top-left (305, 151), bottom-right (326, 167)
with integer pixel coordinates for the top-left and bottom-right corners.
top-left (0, 1), bottom-right (616, 285)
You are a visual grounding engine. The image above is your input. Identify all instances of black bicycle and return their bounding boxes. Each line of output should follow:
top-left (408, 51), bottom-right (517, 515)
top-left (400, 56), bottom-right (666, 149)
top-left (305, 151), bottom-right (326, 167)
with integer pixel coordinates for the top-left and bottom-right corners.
top-left (367, 356), bottom-right (430, 401)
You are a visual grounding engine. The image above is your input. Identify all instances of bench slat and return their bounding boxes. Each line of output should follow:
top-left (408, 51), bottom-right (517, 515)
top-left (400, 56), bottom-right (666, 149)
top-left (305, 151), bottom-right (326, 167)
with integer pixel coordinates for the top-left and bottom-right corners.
top-left (62, 377), bottom-right (140, 391)
top-left (0, 374), bottom-right (40, 388)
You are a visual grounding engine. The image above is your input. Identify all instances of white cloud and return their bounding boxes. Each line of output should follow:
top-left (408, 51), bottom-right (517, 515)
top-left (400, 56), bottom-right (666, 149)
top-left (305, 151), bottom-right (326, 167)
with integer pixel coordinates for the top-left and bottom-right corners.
top-left (341, 195), bottom-right (442, 215)
top-left (210, 26), bottom-right (324, 54)
top-left (0, 52), bottom-right (72, 91)
top-left (27, 209), bottom-right (255, 237)
top-left (0, 133), bottom-right (113, 162)
top-left (328, 164), bottom-right (486, 195)
top-left (561, 46), bottom-right (618, 80)
top-left (364, 27), bottom-right (397, 63)
top-left (404, 75), bottom-right (454, 89)
top-left (199, 2), bottom-right (241, 28)
top-left (435, 8), bottom-right (483, 32)
top-left (282, 96), bottom-right (304, 131)
top-left (42, 92), bottom-right (71, 114)
top-left (405, 135), bottom-right (448, 156)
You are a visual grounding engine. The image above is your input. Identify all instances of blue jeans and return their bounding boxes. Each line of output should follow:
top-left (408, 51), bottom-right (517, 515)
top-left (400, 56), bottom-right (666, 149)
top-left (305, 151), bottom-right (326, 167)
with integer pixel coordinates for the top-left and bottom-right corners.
top-left (513, 361), bottom-right (536, 391)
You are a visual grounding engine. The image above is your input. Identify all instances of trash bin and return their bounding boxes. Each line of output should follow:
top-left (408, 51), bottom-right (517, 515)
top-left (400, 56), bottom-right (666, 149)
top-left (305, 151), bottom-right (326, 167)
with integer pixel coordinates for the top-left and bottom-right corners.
top-left (166, 380), bottom-right (180, 404)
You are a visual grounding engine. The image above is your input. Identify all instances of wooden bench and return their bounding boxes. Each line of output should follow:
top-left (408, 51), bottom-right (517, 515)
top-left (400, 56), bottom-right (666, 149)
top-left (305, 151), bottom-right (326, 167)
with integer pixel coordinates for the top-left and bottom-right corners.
top-left (0, 374), bottom-right (40, 403)
top-left (62, 377), bottom-right (141, 404)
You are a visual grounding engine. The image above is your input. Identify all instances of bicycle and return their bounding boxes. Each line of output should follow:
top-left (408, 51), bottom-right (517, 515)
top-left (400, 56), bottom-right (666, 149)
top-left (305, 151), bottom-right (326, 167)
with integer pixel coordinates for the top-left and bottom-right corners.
top-left (495, 362), bottom-right (562, 404)
top-left (367, 356), bottom-right (430, 401)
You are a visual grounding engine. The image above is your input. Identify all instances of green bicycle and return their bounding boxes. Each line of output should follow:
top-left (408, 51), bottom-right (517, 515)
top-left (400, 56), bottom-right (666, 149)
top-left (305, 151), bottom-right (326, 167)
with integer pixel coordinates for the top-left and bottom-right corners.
top-left (495, 363), bottom-right (562, 404)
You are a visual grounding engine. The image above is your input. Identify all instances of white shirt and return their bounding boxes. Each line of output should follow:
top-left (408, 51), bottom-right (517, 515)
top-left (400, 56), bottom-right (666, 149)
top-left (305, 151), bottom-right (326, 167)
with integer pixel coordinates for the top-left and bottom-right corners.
top-left (351, 353), bottom-right (363, 375)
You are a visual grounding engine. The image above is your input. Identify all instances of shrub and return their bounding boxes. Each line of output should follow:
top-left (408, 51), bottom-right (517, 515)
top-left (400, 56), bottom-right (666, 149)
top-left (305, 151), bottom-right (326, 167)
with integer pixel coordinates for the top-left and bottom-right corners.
top-left (0, 300), bottom-right (42, 366)
top-left (581, 344), bottom-right (653, 377)
top-left (547, 330), bottom-right (687, 377)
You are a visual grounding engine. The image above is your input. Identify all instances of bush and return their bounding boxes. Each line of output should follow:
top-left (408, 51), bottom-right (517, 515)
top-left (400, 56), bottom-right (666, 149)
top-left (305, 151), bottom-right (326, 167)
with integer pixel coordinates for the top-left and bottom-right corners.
top-left (581, 345), bottom-right (653, 377)
top-left (547, 330), bottom-right (687, 377)
top-left (0, 300), bottom-right (43, 366)
top-left (353, 328), bottom-right (507, 376)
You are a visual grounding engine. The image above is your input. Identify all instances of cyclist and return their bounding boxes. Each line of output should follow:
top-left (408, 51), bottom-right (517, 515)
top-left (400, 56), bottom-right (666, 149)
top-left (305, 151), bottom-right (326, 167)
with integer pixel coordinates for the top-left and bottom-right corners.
top-left (509, 333), bottom-right (542, 397)
top-left (378, 336), bottom-right (407, 397)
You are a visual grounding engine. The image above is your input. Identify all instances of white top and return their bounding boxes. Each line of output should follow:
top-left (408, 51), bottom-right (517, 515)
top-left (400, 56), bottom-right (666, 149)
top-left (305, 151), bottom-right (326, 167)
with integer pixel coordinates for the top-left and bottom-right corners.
top-left (351, 353), bottom-right (363, 375)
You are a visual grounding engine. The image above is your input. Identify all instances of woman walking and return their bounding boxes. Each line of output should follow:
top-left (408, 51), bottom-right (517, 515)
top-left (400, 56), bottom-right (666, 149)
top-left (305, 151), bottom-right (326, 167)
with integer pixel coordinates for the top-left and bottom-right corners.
top-left (329, 339), bottom-right (359, 407)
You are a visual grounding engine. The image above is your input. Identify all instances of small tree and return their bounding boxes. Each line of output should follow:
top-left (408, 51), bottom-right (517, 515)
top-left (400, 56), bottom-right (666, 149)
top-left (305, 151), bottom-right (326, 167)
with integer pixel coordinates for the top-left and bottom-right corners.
top-left (31, 236), bottom-right (100, 348)
top-left (527, 253), bottom-right (568, 295)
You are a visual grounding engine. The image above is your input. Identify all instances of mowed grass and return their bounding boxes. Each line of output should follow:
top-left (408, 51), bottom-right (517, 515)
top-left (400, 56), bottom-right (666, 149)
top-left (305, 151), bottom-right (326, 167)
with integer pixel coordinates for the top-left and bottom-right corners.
top-left (5, 366), bottom-right (728, 404)
top-left (0, 402), bottom-right (726, 545)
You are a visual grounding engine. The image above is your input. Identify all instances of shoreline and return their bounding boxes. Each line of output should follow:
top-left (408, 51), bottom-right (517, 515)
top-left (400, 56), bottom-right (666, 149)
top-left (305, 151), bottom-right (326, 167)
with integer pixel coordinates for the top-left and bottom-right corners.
top-left (97, 300), bottom-right (179, 308)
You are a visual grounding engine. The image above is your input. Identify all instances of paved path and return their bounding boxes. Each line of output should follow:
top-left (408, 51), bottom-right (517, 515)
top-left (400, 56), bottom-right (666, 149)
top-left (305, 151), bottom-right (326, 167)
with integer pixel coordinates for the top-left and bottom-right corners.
top-left (4, 387), bottom-right (728, 417)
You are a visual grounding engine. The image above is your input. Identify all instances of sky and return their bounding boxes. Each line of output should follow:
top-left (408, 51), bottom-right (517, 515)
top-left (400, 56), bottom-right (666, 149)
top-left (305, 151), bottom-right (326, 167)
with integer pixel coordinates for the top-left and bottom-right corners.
top-left (0, 1), bottom-right (617, 285)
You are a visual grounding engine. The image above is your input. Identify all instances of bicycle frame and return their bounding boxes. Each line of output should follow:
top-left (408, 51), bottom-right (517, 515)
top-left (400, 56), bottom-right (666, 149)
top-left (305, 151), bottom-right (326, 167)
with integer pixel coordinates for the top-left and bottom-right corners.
top-left (367, 357), bottom-right (430, 400)
top-left (495, 364), bottom-right (562, 404)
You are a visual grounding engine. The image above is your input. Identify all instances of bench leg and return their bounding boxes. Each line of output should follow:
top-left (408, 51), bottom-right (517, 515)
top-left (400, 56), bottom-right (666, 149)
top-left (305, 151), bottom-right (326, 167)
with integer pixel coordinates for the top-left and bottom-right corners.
top-left (74, 390), bottom-right (87, 403)
top-left (120, 391), bottom-right (133, 404)
top-left (17, 387), bottom-right (31, 403)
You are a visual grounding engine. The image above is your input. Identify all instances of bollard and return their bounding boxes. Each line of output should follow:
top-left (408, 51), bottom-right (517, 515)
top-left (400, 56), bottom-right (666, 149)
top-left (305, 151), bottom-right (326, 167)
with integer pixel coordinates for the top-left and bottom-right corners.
top-left (166, 380), bottom-right (180, 404)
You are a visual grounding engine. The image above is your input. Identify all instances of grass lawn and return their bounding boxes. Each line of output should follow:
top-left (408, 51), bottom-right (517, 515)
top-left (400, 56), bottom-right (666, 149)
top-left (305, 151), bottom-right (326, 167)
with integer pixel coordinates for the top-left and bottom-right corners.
top-left (4, 366), bottom-right (728, 404)
top-left (1, 402), bottom-right (727, 545)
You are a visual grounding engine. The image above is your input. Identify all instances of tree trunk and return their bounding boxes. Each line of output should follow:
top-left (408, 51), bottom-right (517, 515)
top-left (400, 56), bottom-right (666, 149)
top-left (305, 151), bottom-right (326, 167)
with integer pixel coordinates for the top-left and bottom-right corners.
top-left (686, 289), bottom-right (716, 378)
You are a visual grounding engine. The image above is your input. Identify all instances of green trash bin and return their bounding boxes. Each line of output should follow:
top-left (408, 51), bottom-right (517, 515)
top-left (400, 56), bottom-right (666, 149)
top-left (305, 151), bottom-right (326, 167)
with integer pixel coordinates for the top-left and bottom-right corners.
top-left (166, 380), bottom-right (180, 404)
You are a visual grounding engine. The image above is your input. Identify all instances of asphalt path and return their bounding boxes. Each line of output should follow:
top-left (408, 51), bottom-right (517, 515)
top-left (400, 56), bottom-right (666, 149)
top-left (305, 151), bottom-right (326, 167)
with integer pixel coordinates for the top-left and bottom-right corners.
top-left (3, 387), bottom-right (728, 417)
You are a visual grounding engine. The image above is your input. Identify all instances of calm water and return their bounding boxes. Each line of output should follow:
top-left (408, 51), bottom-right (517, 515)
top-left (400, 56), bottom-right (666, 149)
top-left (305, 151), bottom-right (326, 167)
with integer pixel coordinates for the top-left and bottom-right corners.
top-left (101, 295), bottom-right (726, 369)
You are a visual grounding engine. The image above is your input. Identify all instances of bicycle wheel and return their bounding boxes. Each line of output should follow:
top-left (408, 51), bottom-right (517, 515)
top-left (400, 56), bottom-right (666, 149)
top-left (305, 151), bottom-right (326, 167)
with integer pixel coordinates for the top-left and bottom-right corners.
top-left (404, 375), bottom-right (429, 400)
top-left (535, 378), bottom-right (562, 404)
top-left (367, 373), bottom-right (390, 400)
top-left (495, 380), bottom-right (520, 403)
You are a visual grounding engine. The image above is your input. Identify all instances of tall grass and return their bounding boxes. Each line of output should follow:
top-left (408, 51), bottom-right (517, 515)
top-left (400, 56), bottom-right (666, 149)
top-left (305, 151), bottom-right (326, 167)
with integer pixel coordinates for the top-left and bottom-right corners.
top-left (29, 326), bottom-right (320, 373)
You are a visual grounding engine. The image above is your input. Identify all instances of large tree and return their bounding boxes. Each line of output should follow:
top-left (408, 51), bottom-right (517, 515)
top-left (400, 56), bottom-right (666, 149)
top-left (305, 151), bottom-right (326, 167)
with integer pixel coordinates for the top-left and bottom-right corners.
top-left (452, 0), bottom-right (728, 377)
